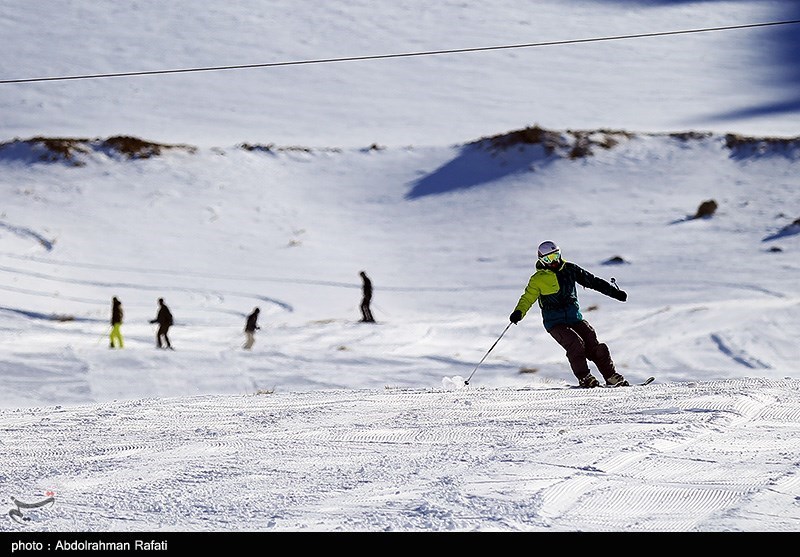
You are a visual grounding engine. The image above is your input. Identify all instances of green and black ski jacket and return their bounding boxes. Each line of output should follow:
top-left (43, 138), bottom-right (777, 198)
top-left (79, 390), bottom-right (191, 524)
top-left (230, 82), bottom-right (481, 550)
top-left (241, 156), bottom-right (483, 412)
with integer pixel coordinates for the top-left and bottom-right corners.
top-left (513, 260), bottom-right (619, 331)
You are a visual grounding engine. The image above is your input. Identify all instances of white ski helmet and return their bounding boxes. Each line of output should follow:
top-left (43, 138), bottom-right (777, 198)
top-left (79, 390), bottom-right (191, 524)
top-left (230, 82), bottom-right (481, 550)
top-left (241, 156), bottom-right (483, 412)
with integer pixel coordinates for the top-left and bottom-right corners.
top-left (537, 241), bottom-right (561, 265)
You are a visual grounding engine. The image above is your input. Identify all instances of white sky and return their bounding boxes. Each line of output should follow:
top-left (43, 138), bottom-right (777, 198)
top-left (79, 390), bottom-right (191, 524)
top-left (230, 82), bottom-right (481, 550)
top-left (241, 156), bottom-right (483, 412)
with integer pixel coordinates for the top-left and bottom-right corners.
top-left (0, 0), bottom-right (799, 536)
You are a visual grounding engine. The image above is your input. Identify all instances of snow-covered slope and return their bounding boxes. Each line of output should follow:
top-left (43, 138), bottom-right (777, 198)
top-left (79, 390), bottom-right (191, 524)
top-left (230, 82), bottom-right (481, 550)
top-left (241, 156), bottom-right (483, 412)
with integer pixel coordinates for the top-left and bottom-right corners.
top-left (0, 128), bottom-right (797, 407)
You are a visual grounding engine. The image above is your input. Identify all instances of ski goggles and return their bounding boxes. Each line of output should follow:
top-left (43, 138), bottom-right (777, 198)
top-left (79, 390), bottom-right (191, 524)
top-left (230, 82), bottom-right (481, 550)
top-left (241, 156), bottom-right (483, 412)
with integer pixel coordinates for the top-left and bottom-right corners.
top-left (538, 250), bottom-right (561, 265)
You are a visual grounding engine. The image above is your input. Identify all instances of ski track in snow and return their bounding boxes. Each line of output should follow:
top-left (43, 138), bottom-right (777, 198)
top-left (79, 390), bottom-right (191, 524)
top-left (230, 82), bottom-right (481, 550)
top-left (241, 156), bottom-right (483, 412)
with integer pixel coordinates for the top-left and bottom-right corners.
top-left (0, 222), bottom-right (53, 251)
top-left (0, 263), bottom-right (294, 314)
top-left (709, 333), bottom-right (771, 369)
top-left (2, 378), bottom-right (799, 532)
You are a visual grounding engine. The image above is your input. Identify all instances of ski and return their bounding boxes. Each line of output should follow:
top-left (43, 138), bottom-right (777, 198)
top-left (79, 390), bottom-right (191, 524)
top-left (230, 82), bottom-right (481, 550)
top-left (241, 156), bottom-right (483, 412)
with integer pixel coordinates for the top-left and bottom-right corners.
top-left (604, 376), bottom-right (655, 388)
top-left (570, 376), bottom-right (655, 389)
top-left (601, 377), bottom-right (656, 389)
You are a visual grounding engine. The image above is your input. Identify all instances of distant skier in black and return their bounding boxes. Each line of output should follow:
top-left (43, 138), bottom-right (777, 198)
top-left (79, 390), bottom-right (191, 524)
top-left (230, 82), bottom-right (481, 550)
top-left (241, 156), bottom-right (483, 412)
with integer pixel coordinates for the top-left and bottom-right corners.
top-left (109, 296), bottom-right (124, 349)
top-left (149, 297), bottom-right (174, 349)
top-left (359, 271), bottom-right (375, 323)
top-left (243, 307), bottom-right (260, 350)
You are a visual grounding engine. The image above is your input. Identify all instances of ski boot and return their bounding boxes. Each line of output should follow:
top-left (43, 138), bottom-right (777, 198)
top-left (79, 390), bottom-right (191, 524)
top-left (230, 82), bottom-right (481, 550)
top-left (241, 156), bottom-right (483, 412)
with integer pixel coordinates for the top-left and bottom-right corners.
top-left (605, 373), bottom-right (630, 387)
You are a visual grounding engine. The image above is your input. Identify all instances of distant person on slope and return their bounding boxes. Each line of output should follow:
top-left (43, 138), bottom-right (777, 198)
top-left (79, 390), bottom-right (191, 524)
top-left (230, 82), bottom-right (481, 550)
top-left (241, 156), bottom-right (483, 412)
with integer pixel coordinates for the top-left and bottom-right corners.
top-left (109, 296), bottom-right (124, 349)
top-left (509, 241), bottom-right (628, 388)
top-left (149, 298), bottom-right (174, 350)
top-left (243, 307), bottom-right (260, 350)
top-left (359, 271), bottom-right (375, 323)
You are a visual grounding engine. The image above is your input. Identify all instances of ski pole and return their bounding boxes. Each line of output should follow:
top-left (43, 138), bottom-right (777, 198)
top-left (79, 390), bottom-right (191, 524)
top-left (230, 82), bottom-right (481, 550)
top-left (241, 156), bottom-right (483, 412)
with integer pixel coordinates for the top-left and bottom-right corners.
top-left (611, 277), bottom-right (621, 290)
top-left (464, 322), bottom-right (512, 385)
top-left (97, 327), bottom-right (111, 344)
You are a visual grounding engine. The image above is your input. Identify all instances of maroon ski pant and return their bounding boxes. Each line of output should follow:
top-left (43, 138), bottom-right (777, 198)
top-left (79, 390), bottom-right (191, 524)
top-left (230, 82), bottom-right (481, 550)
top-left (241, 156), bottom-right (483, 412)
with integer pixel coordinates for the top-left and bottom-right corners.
top-left (548, 320), bottom-right (617, 381)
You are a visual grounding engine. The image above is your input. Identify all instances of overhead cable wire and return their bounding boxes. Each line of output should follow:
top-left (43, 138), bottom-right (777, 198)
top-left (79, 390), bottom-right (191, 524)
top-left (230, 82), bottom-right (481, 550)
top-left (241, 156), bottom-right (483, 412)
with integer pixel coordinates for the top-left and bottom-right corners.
top-left (2, 19), bottom-right (799, 85)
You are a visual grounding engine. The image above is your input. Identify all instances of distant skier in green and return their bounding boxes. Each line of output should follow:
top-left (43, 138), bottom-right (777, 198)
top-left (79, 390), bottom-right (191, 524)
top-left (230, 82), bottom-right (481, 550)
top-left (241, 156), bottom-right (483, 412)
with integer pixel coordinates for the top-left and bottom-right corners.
top-left (109, 296), bottom-right (124, 349)
top-left (509, 241), bottom-right (629, 388)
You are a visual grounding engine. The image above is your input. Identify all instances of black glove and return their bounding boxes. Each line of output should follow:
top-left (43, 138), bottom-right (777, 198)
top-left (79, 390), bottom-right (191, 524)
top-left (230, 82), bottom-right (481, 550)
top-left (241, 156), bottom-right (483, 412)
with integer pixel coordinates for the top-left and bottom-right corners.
top-left (509, 310), bottom-right (522, 324)
top-left (612, 289), bottom-right (628, 302)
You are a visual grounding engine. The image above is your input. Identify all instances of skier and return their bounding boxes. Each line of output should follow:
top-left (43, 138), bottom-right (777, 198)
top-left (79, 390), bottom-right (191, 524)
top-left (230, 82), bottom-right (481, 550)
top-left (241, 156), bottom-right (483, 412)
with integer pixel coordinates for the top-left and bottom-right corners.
top-left (243, 307), bottom-right (260, 350)
top-left (509, 241), bottom-right (628, 388)
top-left (109, 296), bottom-right (124, 349)
top-left (359, 271), bottom-right (375, 323)
top-left (149, 298), bottom-right (174, 350)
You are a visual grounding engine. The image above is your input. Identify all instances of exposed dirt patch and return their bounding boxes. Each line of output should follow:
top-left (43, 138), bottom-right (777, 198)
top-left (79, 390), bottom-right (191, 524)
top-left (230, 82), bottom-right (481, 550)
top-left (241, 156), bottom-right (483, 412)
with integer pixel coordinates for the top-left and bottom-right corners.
top-left (473, 125), bottom-right (634, 159)
top-left (100, 135), bottom-right (196, 159)
top-left (0, 135), bottom-right (196, 166)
